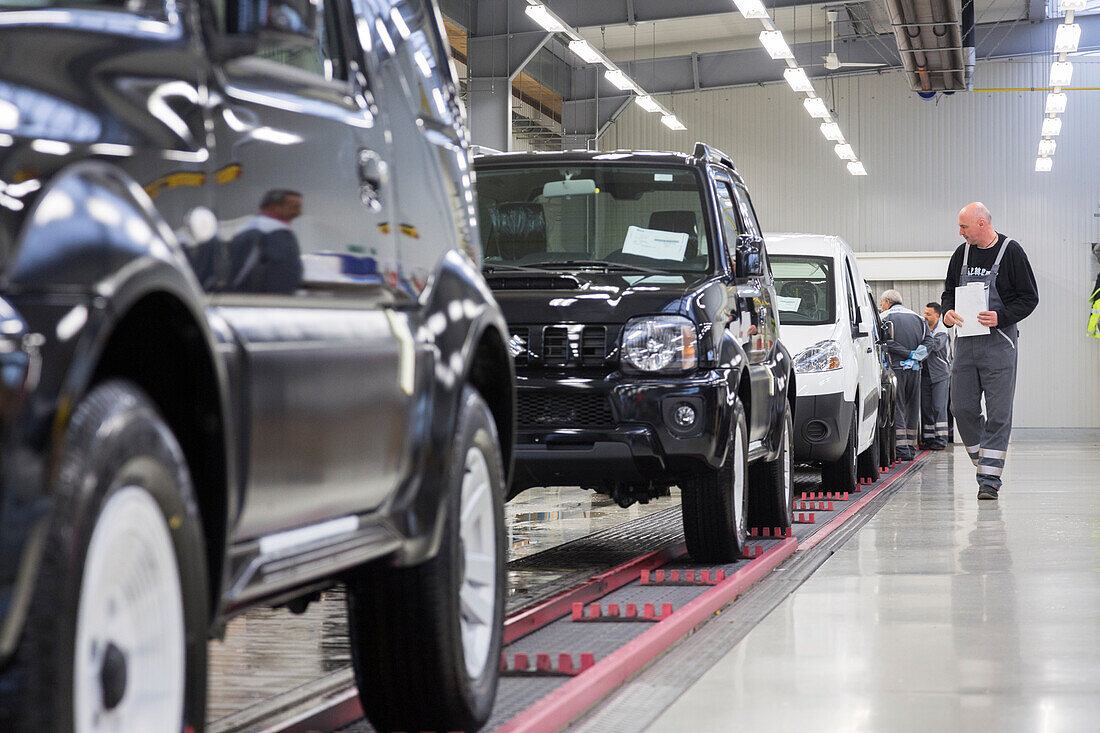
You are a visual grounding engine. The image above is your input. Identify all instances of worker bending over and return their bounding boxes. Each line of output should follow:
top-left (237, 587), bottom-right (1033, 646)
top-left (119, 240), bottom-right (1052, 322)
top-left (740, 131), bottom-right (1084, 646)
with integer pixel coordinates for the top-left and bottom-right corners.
top-left (880, 290), bottom-right (934, 461)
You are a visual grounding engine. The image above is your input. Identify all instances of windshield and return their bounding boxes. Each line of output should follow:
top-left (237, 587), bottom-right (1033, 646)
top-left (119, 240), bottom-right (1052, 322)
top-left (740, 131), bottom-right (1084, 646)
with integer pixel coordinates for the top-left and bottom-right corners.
top-left (474, 163), bottom-right (712, 273)
top-left (770, 254), bottom-right (836, 326)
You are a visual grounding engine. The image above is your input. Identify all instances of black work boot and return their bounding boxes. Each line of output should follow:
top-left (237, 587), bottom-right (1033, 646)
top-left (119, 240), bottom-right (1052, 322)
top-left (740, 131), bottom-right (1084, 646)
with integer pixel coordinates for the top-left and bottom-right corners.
top-left (977, 486), bottom-right (999, 500)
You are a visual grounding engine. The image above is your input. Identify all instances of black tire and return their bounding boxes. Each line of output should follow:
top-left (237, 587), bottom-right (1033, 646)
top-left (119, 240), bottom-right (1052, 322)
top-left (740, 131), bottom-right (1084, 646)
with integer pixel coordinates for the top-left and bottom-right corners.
top-left (0, 380), bottom-right (208, 733)
top-left (681, 398), bottom-right (749, 563)
top-left (748, 407), bottom-right (794, 529)
top-left (346, 386), bottom-right (506, 733)
top-left (822, 407), bottom-right (859, 493)
top-left (858, 421), bottom-right (880, 484)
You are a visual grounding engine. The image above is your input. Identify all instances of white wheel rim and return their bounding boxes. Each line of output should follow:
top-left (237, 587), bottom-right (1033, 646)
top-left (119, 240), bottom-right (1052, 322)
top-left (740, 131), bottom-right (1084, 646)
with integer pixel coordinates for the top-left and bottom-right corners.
top-left (459, 446), bottom-right (497, 680)
top-left (732, 421), bottom-right (746, 536)
top-left (74, 486), bottom-right (185, 733)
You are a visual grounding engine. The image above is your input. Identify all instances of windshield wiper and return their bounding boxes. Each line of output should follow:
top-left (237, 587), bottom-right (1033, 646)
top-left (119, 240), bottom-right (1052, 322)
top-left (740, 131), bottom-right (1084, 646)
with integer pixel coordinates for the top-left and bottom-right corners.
top-left (526, 259), bottom-right (671, 275)
top-left (482, 263), bottom-right (551, 273)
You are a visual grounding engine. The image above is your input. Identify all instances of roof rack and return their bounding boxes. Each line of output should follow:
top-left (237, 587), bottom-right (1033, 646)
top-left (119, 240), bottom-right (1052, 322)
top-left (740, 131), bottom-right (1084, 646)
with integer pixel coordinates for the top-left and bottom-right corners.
top-left (693, 142), bottom-right (736, 171)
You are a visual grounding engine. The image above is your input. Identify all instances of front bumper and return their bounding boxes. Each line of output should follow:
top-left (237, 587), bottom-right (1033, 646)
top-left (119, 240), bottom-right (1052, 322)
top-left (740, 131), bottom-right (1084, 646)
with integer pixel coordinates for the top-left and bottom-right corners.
top-left (512, 369), bottom-right (733, 490)
top-left (793, 391), bottom-right (855, 463)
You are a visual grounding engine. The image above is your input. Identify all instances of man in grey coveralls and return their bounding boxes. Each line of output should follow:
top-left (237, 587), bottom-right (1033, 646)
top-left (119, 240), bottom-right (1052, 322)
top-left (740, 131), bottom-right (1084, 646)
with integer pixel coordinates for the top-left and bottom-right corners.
top-left (880, 291), bottom-right (935, 461)
top-left (942, 203), bottom-right (1039, 500)
top-left (920, 303), bottom-right (951, 450)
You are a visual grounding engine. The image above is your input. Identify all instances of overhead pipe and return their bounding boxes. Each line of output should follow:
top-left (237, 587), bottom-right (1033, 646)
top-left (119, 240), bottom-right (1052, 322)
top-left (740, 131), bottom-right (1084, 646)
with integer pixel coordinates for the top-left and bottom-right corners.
top-left (885, 0), bottom-right (931, 92)
top-left (962, 0), bottom-right (975, 90)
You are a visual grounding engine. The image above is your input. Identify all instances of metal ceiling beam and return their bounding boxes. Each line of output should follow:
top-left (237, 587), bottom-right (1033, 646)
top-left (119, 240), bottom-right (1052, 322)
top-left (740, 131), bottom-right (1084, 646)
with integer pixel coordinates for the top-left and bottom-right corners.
top-left (541, 0), bottom-right (821, 28)
top-left (1027, 0), bottom-right (1046, 22)
top-left (562, 14), bottom-right (1100, 99)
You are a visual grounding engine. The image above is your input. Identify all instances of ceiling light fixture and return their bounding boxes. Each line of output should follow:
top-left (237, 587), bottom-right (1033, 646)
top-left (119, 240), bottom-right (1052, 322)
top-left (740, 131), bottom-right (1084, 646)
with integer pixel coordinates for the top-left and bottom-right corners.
top-left (661, 114), bottom-right (687, 130)
top-left (524, 4), bottom-right (565, 33)
top-left (1054, 23), bottom-right (1081, 53)
top-left (1059, 0), bottom-right (1087, 10)
top-left (568, 40), bottom-right (604, 65)
top-left (847, 161), bottom-right (868, 176)
top-left (732, 0), bottom-right (770, 20)
top-left (1041, 117), bottom-right (1062, 137)
top-left (1035, 157), bottom-right (1053, 172)
top-left (1045, 92), bottom-right (1068, 114)
top-left (1038, 138), bottom-right (1057, 156)
top-left (635, 96), bottom-right (662, 113)
top-left (759, 30), bottom-right (794, 60)
top-left (834, 143), bottom-right (857, 161)
top-left (604, 69), bottom-right (636, 91)
top-left (1049, 61), bottom-right (1073, 87)
top-left (783, 67), bottom-right (814, 93)
top-left (820, 121), bottom-right (844, 141)
top-left (803, 97), bottom-right (830, 118)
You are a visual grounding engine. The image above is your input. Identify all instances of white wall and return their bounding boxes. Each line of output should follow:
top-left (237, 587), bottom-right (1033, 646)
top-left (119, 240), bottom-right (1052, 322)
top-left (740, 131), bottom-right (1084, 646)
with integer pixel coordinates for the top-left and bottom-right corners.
top-left (601, 59), bottom-right (1100, 427)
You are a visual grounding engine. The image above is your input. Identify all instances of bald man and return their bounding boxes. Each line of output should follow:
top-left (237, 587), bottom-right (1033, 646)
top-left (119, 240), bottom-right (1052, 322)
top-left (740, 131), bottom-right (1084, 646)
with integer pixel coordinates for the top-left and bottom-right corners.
top-left (941, 202), bottom-right (1038, 500)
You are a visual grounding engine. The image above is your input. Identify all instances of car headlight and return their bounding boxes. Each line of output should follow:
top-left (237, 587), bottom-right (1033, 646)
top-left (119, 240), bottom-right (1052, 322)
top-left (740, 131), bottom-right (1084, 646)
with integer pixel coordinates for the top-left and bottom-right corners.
top-left (794, 340), bottom-right (842, 373)
top-left (622, 315), bottom-right (697, 373)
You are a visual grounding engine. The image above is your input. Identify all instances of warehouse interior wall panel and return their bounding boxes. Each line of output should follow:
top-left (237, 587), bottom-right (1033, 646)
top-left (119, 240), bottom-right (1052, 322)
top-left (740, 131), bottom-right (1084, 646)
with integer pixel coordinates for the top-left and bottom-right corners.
top-left (601, 59), bottom-right (1100, 428)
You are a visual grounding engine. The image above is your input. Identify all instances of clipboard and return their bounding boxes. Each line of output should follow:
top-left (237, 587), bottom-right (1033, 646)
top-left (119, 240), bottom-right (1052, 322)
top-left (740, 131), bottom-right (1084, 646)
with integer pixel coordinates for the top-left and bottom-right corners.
top-left (955, 282), bottom-right (990, 337)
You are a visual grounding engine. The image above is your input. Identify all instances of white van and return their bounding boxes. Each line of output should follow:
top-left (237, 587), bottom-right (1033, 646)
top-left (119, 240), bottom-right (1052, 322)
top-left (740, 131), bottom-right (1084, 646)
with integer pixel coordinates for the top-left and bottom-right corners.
top-left (766, 233), bottom-right (882, 492)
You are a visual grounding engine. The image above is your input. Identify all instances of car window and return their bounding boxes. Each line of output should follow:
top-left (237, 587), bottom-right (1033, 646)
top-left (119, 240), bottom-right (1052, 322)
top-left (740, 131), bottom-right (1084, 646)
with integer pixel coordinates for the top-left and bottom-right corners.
top-left (0, 0), bottom-right (170, 19)
top-left (770, 254), bottom-right (837, 326)
top-left (843, 257), bottom-right (859, 325)
top-left (732, 184), bottom-right (762, 239)
top-left (474, 164), bottom-right (712, 273)
top-left (713, 178), bottom-right (740, 270)
top-left (211, 0), bottom-right (347, 81)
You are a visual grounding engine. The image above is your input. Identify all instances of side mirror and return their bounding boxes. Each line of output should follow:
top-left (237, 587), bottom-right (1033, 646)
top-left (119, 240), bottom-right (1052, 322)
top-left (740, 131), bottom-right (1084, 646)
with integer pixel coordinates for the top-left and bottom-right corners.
top-left (853, 304), bottom-right (871, 338)
top-left (214, 0), bottom-right (320, 59)
top-left (735, 234), bottom-right (765, 278)
top-left (882, 319), bottom-right (895, 342)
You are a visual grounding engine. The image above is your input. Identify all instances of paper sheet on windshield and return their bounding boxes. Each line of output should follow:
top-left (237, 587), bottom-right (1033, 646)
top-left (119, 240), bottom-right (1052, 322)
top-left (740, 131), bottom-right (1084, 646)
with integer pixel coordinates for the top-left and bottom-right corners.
top-left (955, 282), bottom-right (990, 337)
top-left (777, 296), bottom-right (801, 312)
top-left (622, 226), bottom-right (688, 261)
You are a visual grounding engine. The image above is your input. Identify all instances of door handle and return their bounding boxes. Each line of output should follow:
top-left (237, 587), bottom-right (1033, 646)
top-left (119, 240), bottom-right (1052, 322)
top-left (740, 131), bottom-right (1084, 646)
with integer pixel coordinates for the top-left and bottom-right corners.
top-left (866, 347), bottom-right (873, 353)
top-left (357, 149), bottom-right (388, 211)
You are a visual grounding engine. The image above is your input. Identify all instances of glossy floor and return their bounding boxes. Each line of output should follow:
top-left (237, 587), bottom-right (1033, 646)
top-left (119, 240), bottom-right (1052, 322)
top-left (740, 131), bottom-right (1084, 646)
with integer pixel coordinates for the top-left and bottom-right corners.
top-left (643, 438), bottom-right (1100, 732)
top-left (206, 485), bottom-right (677, 720)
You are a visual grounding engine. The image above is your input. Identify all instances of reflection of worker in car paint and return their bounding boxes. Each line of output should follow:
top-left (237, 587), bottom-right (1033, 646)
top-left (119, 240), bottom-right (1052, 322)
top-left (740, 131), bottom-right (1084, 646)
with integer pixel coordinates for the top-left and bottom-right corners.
top-left (227, 189), bottom-right (304, 294)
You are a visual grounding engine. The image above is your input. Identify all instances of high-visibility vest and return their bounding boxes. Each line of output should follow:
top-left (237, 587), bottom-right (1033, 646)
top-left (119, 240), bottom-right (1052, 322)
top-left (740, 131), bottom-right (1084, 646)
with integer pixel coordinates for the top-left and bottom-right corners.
top-left (1089, 275), bottom-right (1100, 339)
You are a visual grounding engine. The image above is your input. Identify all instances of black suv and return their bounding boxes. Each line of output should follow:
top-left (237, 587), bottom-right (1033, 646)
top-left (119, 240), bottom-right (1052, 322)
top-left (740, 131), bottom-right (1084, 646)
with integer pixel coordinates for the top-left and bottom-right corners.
top-left (0, 2), bottom-right (513, 731)
top-left (474, 144), bottom-right (795, 562)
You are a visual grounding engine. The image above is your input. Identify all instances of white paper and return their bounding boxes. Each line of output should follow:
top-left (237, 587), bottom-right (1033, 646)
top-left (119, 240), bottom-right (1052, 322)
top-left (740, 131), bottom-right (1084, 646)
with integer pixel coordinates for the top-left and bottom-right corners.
top-left (776, 296), bottom-right (802, 312)
top-left (622, 225), bottom-right (689, 261)
top-left (955, 282), bottom-right (990, 337)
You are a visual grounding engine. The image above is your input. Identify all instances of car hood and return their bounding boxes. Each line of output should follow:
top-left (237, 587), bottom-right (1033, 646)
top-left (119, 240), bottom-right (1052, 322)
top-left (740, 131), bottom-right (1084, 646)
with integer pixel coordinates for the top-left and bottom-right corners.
top-left (777, 320), bottom-right (845, 359)
top-left (485, 269), bottom-right (716, 324)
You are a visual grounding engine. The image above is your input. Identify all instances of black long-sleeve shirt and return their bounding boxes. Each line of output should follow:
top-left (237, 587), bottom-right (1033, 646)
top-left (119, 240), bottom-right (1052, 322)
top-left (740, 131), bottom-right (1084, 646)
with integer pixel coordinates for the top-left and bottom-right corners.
top-left (940, 233), bottom-right (1039, 327)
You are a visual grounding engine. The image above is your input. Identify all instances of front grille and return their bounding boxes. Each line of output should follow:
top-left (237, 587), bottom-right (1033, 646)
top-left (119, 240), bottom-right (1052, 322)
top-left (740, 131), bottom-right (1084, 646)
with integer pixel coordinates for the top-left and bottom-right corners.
top-left (509, 327), bottom-right (529, 366)
top-left (543, 326), bottom-right (568, 366)
top-left (581, 326), bottom-right (606, 366)
top-left (517, 391), bottom-right (613, 428)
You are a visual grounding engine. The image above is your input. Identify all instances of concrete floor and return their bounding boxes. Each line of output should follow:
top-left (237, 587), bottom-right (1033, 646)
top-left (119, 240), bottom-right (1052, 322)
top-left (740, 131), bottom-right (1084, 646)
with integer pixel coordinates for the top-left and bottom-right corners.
top-left (642, 438), bottom-right (1100, 732)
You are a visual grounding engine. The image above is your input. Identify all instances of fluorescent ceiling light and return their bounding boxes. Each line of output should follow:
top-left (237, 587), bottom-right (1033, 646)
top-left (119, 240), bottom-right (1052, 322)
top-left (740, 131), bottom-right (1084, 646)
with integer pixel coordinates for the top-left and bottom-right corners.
top-left (661, 114), bottom-right (687, 130)
top-left (1055, 23), bottom-right (1081, 53)
top-left (1038, 138), bottom-right (1057, 156)
top-left (847, 161), bottom-right (868, 176)
top-left (1049, 61), bottom-right (1073, 87)
top-left (0, 100), bottom-right (18, 130)
top-left (525, 4), bottom-right (565, 33)
top-left (1045, 92), bottom-right (1068, 114)
top-left (1035, 156), bottom-right (1053, 172)
top-left (820, 121), bottom-right (844, 141)
top-left (783, 67), bottom-right (814, 93)
top-left (759, 30), bottom-right (793, 60)
top-left (635, 96), bottom-right (662, 113)
top-left (605, 69), bottom-right (636, 91)
top-left (1042, 117), bottom-right (1062, 136)
top-left (834, 143), bottom-right (857, 161)
top-left (732, 0), bottom-right (770, 20)
top-left (1059, 0), bottom-right (1087, 10)
top-left (803, 97), bottom-right (830, 119)
top-left (568, 40), bottom-right (603, 65)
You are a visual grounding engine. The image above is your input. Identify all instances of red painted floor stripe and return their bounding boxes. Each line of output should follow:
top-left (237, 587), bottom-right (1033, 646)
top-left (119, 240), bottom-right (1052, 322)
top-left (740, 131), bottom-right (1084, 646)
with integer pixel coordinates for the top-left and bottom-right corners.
top-left (496, 537), bottom-right (797, 733)
top-left (796, 451), bottom-right (930, 553)
top-left (504, 541), bottom-right (686, 644)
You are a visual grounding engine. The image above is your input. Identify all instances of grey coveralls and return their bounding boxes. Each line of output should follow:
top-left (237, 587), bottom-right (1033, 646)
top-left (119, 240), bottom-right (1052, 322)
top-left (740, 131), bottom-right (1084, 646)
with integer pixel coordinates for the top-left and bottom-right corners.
top-left (950, 241), bottom-right (1018, 491)
top-left (920, 321), bottom-right (951, 448)
top-left (882, 305), bottom-right (934, 461)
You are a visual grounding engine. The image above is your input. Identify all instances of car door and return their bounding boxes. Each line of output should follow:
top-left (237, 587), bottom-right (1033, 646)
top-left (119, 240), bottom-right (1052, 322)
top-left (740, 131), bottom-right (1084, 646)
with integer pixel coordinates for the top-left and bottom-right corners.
top-left (843, 253), bottom-right (879, 443)
top-left (204, 0), bottom-right (409, 541)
